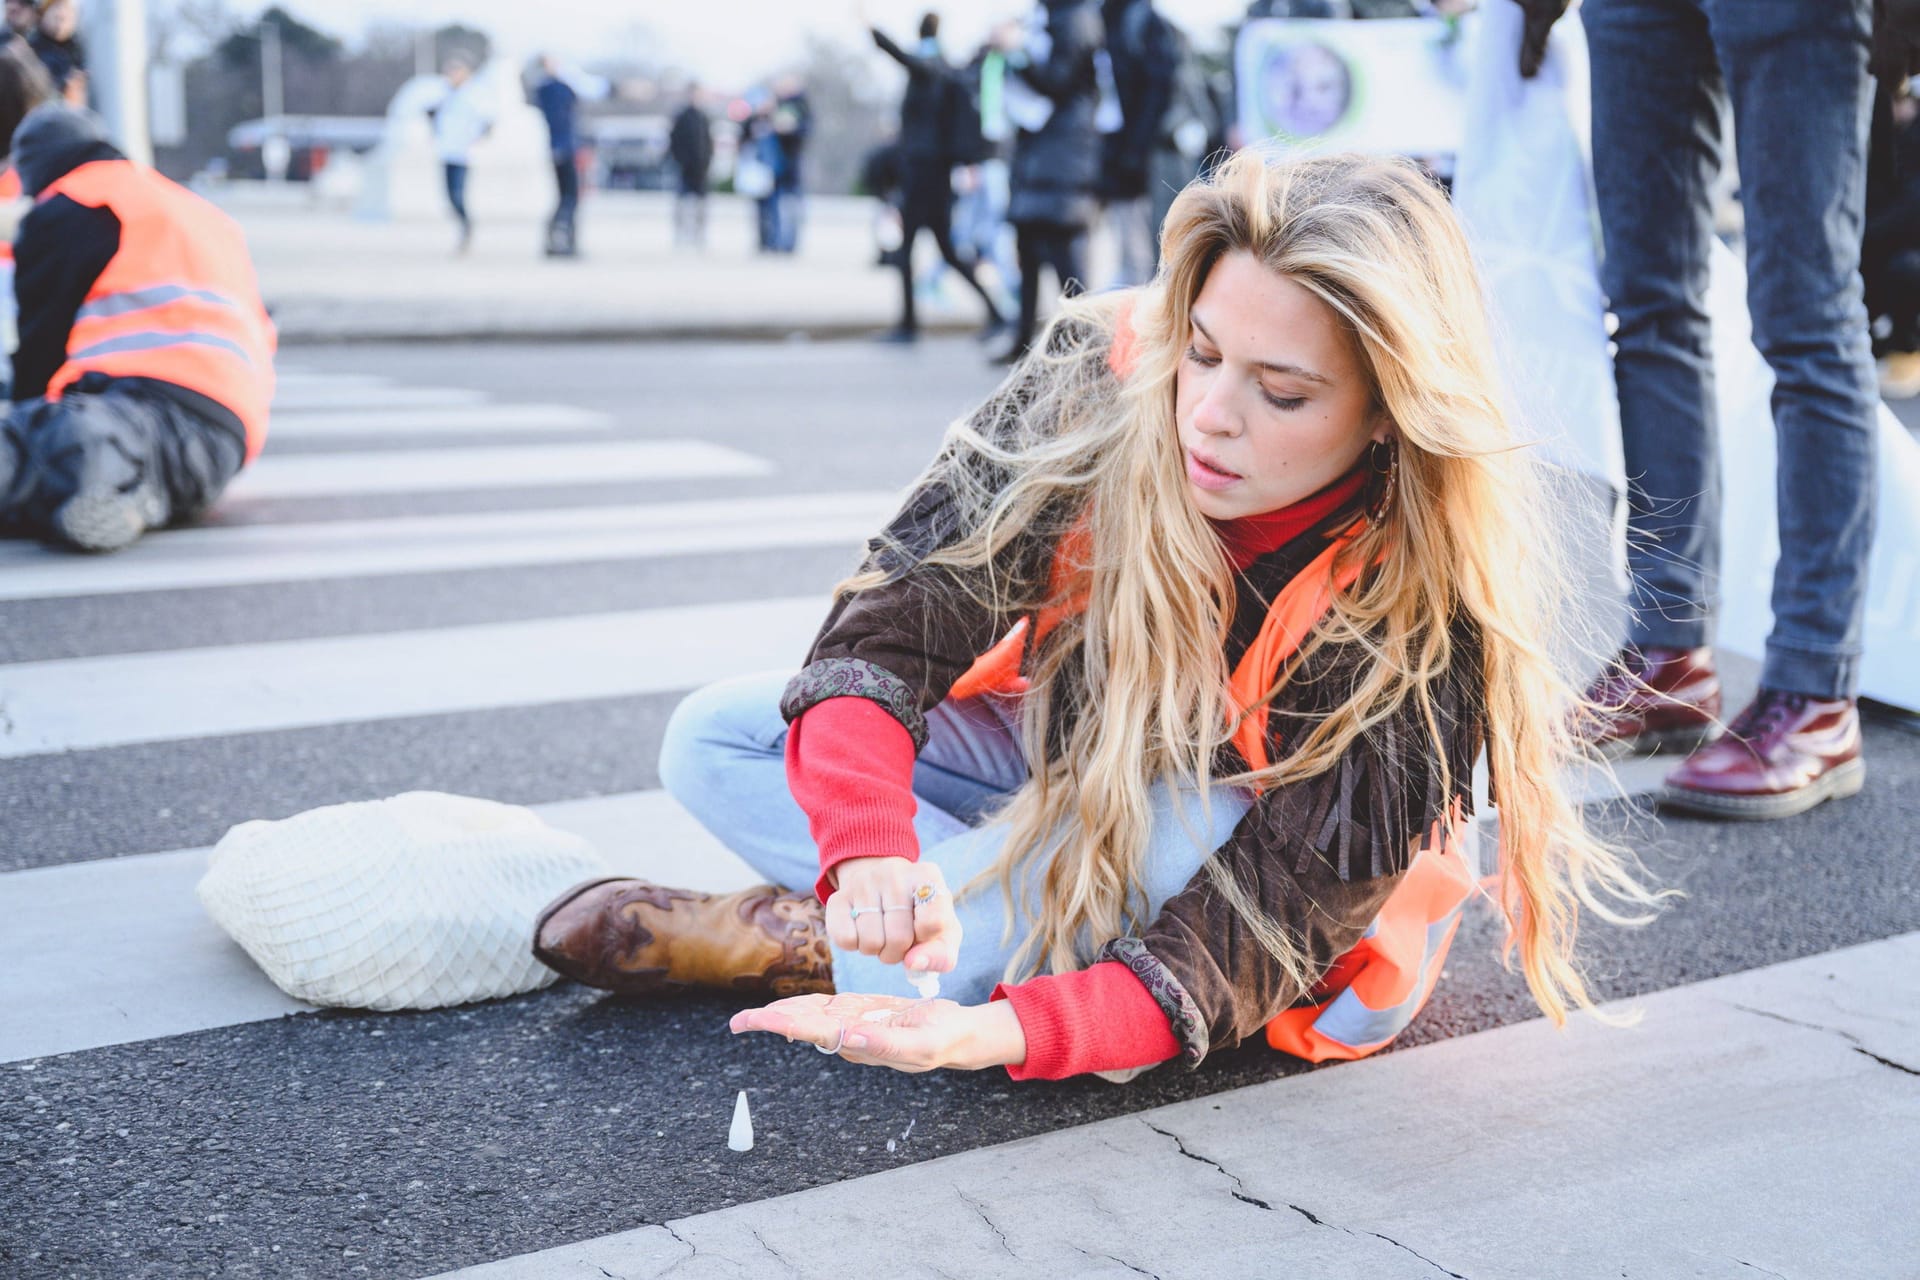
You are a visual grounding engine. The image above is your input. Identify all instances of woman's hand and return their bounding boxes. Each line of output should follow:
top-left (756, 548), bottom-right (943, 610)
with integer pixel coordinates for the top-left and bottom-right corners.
top-left (825, 857), bottom-right (961, 973)
top-left (729, 993), bottom-right (1027, 1073)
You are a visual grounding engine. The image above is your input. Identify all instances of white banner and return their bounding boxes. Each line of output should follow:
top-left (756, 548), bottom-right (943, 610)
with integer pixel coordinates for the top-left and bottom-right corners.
top-left (1452, 3), bottom-right (1623, 491)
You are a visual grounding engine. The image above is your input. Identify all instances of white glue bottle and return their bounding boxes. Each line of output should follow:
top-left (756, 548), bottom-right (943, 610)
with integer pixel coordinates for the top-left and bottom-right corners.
top-left (728, 1090), bottom-right (754, 1153)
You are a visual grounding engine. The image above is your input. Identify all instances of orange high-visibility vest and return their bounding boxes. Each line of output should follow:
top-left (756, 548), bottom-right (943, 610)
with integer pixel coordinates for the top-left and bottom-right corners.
top-left (951, 296), bottom-right (1477, 1064)
top-left (0, 165), bottom-right (20, 267)
top-left (38, 160), bottom-right (276, 461)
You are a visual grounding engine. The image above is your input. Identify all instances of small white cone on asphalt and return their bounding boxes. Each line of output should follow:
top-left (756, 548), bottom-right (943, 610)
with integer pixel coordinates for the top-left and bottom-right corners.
top-left (728, 1090), bottom-right (754, 1153)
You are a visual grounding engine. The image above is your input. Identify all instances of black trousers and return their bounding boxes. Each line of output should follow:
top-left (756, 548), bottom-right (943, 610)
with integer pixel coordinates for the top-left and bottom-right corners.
top-left (0, 373), bottom-right (246, 546)
top-left (551, 158), bottom-right (580, 230)
top-left (896, 165), bottom-right (1002, 332)
top-left (1012, 219), bottom-right (1090, 352)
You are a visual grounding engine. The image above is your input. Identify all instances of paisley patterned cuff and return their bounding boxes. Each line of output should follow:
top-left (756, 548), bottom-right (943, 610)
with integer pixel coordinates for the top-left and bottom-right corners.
top-left (1098, 937), bottom-right (1209, 1068)
top-left (780, 658), bottom-right (930, 753)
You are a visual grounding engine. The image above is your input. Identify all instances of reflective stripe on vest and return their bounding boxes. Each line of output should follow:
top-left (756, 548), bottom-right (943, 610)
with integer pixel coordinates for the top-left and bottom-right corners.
top-left (39, 160), bottom-right (275, 461)
top-left (76, 282), bottom-right (243, 321)
top-left (1264, 800), bottom-right (1479, 1062)
top-left (0, 165), bottom-right (19, 267)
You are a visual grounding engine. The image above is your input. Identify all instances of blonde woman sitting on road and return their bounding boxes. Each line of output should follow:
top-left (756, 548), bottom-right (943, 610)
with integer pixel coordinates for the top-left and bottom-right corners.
top-left (532, 150), bottom-right (1660, 1080)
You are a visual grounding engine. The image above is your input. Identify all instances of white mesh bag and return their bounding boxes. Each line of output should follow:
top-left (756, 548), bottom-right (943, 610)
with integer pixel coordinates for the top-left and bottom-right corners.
top-left (197, 791), bottom-right (610, 1011)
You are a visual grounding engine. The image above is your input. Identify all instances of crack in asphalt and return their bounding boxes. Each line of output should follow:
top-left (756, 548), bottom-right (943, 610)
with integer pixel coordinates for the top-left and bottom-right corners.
top-left (1287, 1202), bottom-right (1470, 1279)
top-left (1732, 1259), bottom-right (1787, 1279)
top-left (749, 1225), bottom-right (803, 1275)
top-left (653, 1222), bottom-right (697, 1275)
top-left (1855, 1047), bottom-right (1920, 1076)
top-left (956, 1188), bottom-right (1017, 1258)
top-left (1138, 1118), bottom-right (1273, 1210)
top-left (1728, 1001), bottom-right (1920, 1074)
top-left (1073, 1242), bottom-right (1160, 1278)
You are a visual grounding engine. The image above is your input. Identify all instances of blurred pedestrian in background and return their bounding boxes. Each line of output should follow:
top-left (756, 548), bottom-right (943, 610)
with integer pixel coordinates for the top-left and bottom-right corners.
top-left (669, 83), bottom-right (714, 251)
top-left (737, 92), bottom-right (783, 253)
top-left (951, 34), bottom-right (1022, 315)
top-left (1100, 0), bottom-right (1178, 287)
top-left (867, 7), bottom-right (1007, 344)
top-left (1544, 0), bottom-right (1888, 819)
top-left (995, 0), bottom-right (1108, 363)
top-left (0, 104), bottom-right (274, 553)
top-left (1865, 81), bottom-right (1920, 397)
top-left (429, 53), bottom-right (491, 255)
top-left (28, 0), bottom-right (83, 107)
top-left (532, 55), bottom-right (581, 258)
top-left (769, 75), bottom-right (812, 254)
top-left (0, 39), bottom-right (49, 395)
top-left (4, 0), bottom-right (35, 39)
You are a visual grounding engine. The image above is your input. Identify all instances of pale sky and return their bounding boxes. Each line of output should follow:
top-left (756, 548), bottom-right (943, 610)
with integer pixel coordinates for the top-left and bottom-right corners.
top-left (210, 1), bottom-right (1252, 87)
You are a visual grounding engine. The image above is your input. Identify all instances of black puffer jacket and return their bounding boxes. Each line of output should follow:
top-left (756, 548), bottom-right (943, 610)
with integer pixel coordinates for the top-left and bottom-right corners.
top-left (1007, 0), bottom-right (1107, 228)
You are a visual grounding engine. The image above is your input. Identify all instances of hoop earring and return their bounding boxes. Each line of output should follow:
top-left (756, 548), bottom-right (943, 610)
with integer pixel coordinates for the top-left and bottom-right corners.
top-left (1365, 437), bottom-right (1399, 529)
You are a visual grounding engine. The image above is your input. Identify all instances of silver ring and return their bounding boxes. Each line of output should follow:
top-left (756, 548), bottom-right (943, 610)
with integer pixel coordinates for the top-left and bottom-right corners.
top-left (814, 1019), bottom-right (847, 1055)
top-left (848, 905), bottom-right (884, 919)
top-left (881, 905), bottom-right (914, 912)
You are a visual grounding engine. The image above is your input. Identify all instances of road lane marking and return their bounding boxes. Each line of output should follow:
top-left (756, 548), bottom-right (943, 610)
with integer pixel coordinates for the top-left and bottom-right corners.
top-left (224, 439), bottom-right (770, 499)
top-left (266, 404), bottom-right (612, 440)
top-left (0, 596), bottom-right (824, 757)
top-left (0, 789), bottom-right (757, 1063)
top-left (0, 492), bottom-right (893, 599)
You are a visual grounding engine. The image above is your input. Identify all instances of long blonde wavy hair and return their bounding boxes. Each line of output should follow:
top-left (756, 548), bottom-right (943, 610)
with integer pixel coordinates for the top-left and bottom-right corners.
top-left (841, 150), bottom-right (1661, 1027)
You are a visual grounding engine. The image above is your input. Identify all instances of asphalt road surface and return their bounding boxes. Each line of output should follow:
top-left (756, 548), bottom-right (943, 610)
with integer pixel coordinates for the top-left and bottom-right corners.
top-left (3, 338), bottom-right (1916, 1279)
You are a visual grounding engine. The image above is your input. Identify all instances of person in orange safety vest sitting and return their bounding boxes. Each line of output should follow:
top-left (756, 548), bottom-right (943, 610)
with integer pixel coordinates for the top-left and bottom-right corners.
top-left (0, 103), bottom-right (274, 552)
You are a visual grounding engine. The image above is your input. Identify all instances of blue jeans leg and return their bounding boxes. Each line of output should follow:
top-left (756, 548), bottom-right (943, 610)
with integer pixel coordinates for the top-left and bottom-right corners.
top-left (1585, 0), bottom-right (1727, 651)
top-left (657, 671), bottom-right (1256, 1005)
top-left (1712, 0), bottom-right (1878, 699)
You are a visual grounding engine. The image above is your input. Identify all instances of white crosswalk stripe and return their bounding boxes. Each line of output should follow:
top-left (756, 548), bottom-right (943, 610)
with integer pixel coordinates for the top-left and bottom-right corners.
top-left (271, 385), bottom-right (489, 411)
top-left (0, 789), bottom-right (758, 1064)
top-left (226, 439), bottom-right (770, 498)
top-left (0, 491), bottom-right (894, 599)
top-left (266, 403), bottom-right (612, 440)
top-left (0, 596), bottom-right (823, 757)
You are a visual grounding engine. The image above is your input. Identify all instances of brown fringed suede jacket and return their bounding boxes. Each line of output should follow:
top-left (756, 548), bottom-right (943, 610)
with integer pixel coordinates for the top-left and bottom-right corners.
top-left (779, 322), bottom-right (1486, 1067)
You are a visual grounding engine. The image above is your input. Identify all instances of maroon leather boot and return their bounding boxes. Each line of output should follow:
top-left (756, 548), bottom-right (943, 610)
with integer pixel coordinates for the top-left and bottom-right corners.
top-left (1659, 689), bottom-right (1865, 820)
top-left (1581, 646), bottom-right (1723, 757)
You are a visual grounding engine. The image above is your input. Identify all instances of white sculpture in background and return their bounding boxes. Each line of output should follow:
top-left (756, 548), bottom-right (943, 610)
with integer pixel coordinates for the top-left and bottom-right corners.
top-left (354, 45), bottom-right (554, 225)
top-left (1453, 4), bottom-right (1920, 712)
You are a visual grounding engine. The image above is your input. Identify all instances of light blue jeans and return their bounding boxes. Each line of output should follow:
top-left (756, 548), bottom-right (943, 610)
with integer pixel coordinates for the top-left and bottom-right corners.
top-left (657, 671), bottom-right (1255, 1004)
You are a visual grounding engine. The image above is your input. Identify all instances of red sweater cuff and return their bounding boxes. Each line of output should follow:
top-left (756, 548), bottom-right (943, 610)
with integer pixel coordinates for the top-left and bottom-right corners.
top-left (992, 960), bottom-right (1180, 1081)
top-left (784, 696), bottom-right (920, 903)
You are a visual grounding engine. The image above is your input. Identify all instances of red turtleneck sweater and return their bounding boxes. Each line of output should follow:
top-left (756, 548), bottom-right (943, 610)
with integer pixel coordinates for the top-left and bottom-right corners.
top-left (785, 467), bottom-right (1365, 1079)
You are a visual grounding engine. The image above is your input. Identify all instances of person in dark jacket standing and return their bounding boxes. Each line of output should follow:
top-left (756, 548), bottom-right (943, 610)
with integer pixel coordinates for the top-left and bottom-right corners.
top-left (0, 104), bottom-right (275, 553)
top-left (1101, 0), bottom-right (1176, 287)
top-left (532, 56), bottom-right (581, 258)
top-left (868, 10), bottom-right (1008, 343)
top-left (27, 0), bottom-right (82, 106)
top-left (669, 85), bottom-right (714, 250)
top-left (995, 0), bottom-right (1107, 362)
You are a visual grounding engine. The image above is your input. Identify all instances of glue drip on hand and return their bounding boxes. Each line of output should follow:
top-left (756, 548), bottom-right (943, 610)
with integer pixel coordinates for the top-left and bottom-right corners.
top-left (908, 968), bottom-right (940, 1001)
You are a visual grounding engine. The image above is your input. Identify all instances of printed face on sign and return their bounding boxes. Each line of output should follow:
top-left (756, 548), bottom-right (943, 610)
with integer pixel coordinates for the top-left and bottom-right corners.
top-left (1261, 42), bottom-right (1354, 139)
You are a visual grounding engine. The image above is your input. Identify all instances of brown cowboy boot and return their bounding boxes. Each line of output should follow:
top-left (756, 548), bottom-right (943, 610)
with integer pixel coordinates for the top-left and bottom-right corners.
top-left (531, 878), bottom-right (833, 997)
